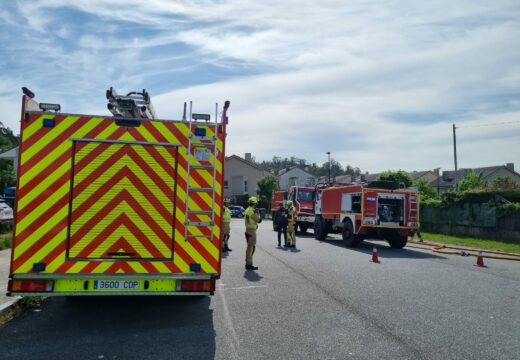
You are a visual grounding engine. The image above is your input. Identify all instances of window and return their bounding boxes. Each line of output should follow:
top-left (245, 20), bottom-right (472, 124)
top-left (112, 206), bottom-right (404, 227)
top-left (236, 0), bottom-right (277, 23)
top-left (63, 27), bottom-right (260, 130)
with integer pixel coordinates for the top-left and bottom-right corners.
top-left (289, 177), bottom-right (297, 186)
top-left (244, 179), bottom-right (248, 193)
top-left (224, 180), bottom-right (229, 190)
top-left (352, 194), bottom-right (361, 212)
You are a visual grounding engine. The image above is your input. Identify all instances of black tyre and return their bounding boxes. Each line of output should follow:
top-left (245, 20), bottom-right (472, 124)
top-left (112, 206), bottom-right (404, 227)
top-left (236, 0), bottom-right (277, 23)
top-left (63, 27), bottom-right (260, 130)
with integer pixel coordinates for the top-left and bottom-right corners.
top-left (314, 216), bottom-right (327, 240)
top-left (342, 220), bottom-right (362, 248)
top-left (387, 233), bottom-right (408, 249)
top-left (299, 224), bottom-right (309, 234)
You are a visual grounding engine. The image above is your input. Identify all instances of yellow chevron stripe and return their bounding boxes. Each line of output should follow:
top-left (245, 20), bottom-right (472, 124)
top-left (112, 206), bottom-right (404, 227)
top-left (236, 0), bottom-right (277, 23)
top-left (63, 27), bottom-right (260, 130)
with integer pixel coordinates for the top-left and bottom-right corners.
top-left (14, 204), bottom-right (68, 259)
top-left (19, 117), bottom-right (104, 189)
top-left (17, 160), bottom-right (70, 213)
top-left (22, 114), bottom-right (56, 141)
top-left (71, 177), bottom-right (172, 238)
top-left (173, 229), bottom-right (216, 273)
top-left (69, 201), bottom-right (171, 258)
top-left (73, 151), bottom-right (174, 208)
top-left (15, 182), bottom-right (69, 235)
top-left (21, 116), bottom-right (95, 166)
top-left (15, 227), bottom-right (67, 273)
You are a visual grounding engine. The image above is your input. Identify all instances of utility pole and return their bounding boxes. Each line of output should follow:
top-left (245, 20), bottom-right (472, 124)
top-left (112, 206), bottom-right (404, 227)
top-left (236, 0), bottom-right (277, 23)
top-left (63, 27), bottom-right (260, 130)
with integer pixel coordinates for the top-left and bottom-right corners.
top-left (327, 151), bottom-right (331, 184)
top-left (453, 124), bottom-right (458, 188)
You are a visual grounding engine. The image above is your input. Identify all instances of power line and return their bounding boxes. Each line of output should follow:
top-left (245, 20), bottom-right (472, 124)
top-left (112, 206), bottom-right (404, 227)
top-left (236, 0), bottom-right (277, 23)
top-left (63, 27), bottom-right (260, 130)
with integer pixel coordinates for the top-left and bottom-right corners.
top-left (457, 120), bottom-right (520, 129)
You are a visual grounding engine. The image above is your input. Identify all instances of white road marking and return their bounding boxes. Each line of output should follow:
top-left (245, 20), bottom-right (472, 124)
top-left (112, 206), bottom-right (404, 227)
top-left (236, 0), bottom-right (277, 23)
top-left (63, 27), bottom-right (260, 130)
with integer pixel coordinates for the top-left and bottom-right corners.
top-left (222, 285), bottom-right (268, 291)
top-left (217, 289), bottom-right (241, 360)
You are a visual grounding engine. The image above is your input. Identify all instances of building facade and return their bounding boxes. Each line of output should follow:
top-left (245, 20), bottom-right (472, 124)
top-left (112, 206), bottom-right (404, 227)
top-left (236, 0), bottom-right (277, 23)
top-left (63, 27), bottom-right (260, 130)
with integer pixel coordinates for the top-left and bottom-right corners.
top-left (223, 154), bottom-right (266, 201)
top-left (278, 167), bottom-right (317, 190)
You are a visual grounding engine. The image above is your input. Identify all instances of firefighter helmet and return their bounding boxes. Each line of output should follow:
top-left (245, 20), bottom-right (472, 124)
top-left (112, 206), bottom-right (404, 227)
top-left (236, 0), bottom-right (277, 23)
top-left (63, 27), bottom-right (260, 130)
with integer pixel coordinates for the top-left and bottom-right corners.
top-left (248, 196), bottom-right (258, 205)
top-left (287, 200), bottom-right (293, 206)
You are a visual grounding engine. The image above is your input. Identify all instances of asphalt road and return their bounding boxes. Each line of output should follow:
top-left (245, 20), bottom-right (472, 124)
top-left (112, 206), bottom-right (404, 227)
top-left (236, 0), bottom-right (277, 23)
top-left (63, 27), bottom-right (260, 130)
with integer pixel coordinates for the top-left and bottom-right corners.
top-left (1, 218), bottom-right (519, 360)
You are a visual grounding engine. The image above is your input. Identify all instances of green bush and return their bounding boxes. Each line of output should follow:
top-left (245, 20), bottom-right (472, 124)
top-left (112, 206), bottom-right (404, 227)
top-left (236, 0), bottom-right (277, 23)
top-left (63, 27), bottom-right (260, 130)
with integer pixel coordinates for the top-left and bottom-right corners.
top-left (0, 233), bottom-right (12, 250)
top-left (421, 198), bottom-right (442, 207)
top-left (497, 203), bottom-right (520, 216)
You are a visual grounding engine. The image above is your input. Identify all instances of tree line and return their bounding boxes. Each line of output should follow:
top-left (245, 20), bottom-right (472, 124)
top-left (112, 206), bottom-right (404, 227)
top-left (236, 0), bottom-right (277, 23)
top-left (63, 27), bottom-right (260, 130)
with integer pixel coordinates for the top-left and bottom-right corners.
top-left (256, 155), bottom-right (362, 179)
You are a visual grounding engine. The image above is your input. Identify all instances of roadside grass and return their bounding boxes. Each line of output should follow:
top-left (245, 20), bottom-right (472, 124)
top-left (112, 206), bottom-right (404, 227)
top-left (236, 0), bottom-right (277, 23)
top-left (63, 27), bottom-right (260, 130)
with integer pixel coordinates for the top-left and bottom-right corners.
top-left (0, 232), bottom-right (12, 250)
top-left (0, 297), bottom-right (44, 326)
top-left (418, 231), bottom-right (520, 254)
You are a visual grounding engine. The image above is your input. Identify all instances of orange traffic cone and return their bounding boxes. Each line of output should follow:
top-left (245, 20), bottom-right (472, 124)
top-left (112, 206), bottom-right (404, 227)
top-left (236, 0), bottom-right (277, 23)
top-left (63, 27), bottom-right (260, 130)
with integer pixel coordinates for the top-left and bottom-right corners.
top-left (474, 251), bottom-right (487, 268)
top-left (370, 246), bottom-right (380, 264)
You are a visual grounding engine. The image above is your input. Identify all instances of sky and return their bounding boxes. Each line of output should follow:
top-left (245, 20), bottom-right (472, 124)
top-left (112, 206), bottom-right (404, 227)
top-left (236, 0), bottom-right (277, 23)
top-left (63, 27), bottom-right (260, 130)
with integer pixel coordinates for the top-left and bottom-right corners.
top-left (1, 0), bottom-right (519, 174)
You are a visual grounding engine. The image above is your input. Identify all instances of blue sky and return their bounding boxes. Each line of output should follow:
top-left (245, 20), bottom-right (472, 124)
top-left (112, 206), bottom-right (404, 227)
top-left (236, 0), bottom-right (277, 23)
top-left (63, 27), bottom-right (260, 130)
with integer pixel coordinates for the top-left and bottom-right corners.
top-left (1, 0), bottom-right (519, 173)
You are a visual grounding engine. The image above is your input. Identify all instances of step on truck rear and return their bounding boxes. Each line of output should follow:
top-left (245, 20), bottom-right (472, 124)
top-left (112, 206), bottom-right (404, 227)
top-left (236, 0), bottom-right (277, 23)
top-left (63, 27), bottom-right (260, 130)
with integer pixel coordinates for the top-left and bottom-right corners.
top-left (8, 90), bottom-right (229, 296)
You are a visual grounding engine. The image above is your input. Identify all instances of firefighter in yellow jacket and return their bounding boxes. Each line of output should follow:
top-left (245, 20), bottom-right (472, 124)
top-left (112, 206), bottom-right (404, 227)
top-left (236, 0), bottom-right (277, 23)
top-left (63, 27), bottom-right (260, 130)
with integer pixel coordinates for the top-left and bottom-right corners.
top-left (286, 200), bottom-right (297, 248)
top-left (222, 199), bottom-right (232, 252)
top-left (245, 196), bottom-right (261, 270)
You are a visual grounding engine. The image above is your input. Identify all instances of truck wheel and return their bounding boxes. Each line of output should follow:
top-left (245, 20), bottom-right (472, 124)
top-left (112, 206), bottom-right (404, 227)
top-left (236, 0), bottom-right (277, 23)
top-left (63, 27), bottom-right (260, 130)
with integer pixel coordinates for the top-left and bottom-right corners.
top-left (299, 224), bottom-right (308, 234)
top-left (314, 216), bottom-right (327, 240)
top-left (342, 220), bottom-right (361, 248)
top-left (387, 232), bottom-right (408, 249)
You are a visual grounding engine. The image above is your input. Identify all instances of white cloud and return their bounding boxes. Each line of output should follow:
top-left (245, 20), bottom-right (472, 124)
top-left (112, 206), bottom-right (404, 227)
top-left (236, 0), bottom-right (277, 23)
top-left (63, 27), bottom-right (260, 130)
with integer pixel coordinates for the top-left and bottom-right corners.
top-left (1, 0), bottom-right (519, 173)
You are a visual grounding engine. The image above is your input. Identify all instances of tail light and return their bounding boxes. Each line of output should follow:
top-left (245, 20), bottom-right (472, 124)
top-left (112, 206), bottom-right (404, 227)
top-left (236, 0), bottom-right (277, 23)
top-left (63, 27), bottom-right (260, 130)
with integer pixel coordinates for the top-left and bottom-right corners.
top-left (9, 279), bottom-right (54, 292)
top-left (177, 279), bottom-right (215, 292)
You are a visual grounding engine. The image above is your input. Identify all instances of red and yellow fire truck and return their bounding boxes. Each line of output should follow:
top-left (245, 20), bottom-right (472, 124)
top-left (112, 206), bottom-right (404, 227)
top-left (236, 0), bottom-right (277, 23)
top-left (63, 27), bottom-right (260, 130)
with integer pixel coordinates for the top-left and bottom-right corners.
top-left (314, 181), bottom-right (419, 248)
top-left (271, 186), bottom-right (316, 233)
top-left (8, 88), bottom-right (229, 296)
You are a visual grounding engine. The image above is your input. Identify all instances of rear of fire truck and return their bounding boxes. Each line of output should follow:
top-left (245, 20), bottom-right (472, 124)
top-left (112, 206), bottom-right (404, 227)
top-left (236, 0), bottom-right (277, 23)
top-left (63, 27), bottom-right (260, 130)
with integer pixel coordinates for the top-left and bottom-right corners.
top-left (8, 88), bottom-right (228, 296)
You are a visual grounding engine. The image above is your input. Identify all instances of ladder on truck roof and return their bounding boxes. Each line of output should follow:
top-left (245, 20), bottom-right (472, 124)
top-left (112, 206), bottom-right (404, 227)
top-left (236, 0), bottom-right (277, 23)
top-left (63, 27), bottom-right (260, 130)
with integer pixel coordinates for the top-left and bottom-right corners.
top-left (184, 101), bottom-right (222, 243)
top-left (106, 87), bottom-right (157, 119)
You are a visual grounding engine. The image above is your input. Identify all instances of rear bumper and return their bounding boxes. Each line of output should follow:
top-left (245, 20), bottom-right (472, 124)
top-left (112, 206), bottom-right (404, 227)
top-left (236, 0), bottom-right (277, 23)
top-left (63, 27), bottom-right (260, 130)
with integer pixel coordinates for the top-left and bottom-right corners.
top-left (7, 273), bottom-right (216, 297)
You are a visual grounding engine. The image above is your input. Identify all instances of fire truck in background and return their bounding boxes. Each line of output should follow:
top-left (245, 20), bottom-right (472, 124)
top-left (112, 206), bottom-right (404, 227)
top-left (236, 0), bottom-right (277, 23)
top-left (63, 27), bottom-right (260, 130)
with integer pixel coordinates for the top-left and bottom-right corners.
top-left (313, 181), bottom-right (419, 248)
top-left (271, 186), bottom-right (316, 233)
top-left (8, 87), bottom-right (229, 297)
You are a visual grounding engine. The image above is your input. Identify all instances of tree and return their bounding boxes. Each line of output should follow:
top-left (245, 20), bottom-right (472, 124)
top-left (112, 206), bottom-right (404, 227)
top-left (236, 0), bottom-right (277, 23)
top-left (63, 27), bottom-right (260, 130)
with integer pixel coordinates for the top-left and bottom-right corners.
top-left (0, 122), bottom-right (18, 194)
top-left (492, 176), bottom-right (517, 189)
top-left (414, 178), bottom-right (436, 199)
top-left (458, 171), bottom-right (484, 192)
top-left (378, 170), bottom-right (413, 188)
top-left (256, 174), bottom-right (279, 209)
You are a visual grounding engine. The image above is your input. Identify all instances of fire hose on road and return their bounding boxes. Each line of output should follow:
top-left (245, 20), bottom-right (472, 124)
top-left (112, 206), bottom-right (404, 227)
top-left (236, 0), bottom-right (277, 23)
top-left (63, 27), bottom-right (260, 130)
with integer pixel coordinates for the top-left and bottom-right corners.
top-left (407, 240), bottom-right (520, 261)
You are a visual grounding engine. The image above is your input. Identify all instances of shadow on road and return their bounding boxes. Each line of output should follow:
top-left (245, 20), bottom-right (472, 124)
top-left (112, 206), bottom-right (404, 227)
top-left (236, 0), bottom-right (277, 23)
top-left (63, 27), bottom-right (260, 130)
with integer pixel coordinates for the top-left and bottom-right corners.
top-left (0, 296), bottom-right (216, 360)
top-left (243, 270), bottom-right (263, 282)
top-left (302, 233), bottom-right (445, 260)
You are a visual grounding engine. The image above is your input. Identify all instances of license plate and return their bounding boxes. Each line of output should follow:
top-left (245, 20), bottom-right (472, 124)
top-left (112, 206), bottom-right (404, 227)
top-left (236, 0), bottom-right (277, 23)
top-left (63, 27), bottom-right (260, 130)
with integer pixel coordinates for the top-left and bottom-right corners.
top-left (93, 280), bottom-right (140, 290)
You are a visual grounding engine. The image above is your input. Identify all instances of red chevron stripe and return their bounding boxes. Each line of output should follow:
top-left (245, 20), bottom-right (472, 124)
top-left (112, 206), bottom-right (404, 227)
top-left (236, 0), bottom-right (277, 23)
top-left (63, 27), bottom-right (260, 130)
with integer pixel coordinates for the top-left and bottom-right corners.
top-left (142, 121), bottom-right (170, 143)
top-left (19, 121), bottom-right (117, 198)
top-left (21, 116), bottom-right (97, 169)
top-left (106, 261), bottom-right (135, 273)
top-left (71, 193), bottom-right (172, 257)
top-left (170, 239), bottom-right (198, 270)
top-left (18, 122), bottom-right (126, 198)
top-left (124, 126), bottom-right (179, 171)
top-left (13, 215), bottom-right (68, 270)
top-left (17, 170), bottom-right (70, 219)
top-left (72, 166), bottom-right (173, 224)
top-left (173, 216), bottom-right (218, 271)
top-left (73, 144), bottom-right (174, 200)
top-left (79, 261), bottom-right (103, 274)
top-left (73, 212), bottom-right (167, 259)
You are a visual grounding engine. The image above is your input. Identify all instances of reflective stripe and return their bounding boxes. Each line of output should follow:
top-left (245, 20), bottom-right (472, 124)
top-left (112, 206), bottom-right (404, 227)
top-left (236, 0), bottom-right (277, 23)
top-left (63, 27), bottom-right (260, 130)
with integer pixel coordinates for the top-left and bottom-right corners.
top-left (223, 207), bottom-right (231, 222)
top-left (245, 206), bottom-right (257, 229)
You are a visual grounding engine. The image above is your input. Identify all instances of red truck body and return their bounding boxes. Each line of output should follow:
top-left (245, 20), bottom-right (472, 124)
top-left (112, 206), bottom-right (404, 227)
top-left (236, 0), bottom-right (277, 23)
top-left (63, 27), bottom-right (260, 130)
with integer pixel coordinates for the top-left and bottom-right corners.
top-left (314, 182), bottom-right (419, 248)
top-left (271, 186), bottom-right (316, 232)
